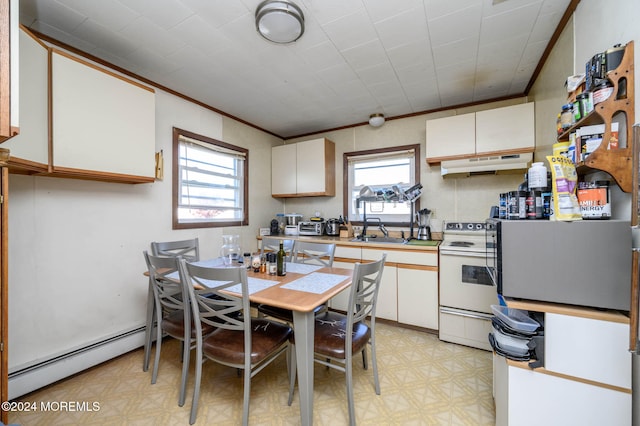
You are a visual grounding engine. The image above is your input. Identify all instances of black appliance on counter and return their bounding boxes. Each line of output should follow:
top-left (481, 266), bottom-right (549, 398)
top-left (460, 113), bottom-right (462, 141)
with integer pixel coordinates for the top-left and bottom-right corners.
top-left (485, 218), bottom-right (631, 311)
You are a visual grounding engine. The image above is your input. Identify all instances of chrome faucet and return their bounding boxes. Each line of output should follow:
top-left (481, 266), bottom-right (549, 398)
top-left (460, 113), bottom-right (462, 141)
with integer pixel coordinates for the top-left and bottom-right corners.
top-left (363, 217), bottom-right (387, 238)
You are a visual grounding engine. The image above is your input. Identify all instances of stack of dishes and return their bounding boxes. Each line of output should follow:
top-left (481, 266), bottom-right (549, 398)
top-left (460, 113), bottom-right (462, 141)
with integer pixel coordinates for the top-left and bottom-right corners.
top-left (489, 305), bottom-right (541, 361)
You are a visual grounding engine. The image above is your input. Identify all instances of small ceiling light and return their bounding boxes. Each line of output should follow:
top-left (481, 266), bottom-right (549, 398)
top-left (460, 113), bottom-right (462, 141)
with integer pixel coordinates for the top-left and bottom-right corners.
top-left (255, 0), bottom-right (305, 44)
top-left (369, 113), bottom-right (385, 127)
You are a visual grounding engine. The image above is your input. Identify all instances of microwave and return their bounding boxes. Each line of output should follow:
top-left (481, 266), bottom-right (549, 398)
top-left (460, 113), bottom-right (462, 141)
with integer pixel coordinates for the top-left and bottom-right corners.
top-left (298, 222), bottom-right (324, 236)
top-left (486, 219), bottom-right (631, 311)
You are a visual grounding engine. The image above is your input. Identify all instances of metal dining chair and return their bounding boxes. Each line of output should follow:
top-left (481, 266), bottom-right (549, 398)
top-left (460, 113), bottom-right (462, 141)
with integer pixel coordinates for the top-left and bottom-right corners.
top-left (260, 236), bottom-right (294, 262)
top-left (179, 259), bottom-right (294, 426)
top-left (142, 238), bottom-right (199, 372)
top-left (257, 241), bottom-right (336, 322)
top-left (287, 254), bottom-right (387, 426)
top-left (143, 251), bottom-right (215, 407)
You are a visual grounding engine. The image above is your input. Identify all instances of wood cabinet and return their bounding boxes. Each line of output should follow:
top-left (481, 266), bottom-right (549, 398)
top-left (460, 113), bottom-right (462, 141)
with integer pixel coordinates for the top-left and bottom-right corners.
top-left (426, 103), bottom-right (535, 164)
top-left (557, 41), bottom-right (634, 192)
top-left (494, 302), bottom-right (632, 425)
top-left (271, 138), bottom-right (335, 197)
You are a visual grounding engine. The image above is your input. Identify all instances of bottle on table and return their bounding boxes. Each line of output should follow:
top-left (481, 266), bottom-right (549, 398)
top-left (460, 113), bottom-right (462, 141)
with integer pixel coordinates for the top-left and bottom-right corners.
top-left (277, 240), bottom-right (286, 276)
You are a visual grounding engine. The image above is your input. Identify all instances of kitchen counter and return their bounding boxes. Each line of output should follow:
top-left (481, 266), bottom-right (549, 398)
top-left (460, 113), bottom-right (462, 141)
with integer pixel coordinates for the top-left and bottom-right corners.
top-left (258, 234), bottom-right (440, 252)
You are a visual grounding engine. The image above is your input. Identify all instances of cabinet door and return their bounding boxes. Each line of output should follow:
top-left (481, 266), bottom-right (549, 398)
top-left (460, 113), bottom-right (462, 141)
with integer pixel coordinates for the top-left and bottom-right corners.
top-left (426, 112), bottom-right (475, 161)
top-left (2, 29), bottom-right (48, 166)
top-left (329, 259), bottom-right (357, 312)
top-left (0, 0), bottom-right (18, 141)
top-left (296, 138), bottom-right (335, 196)
top-left (397, 265), bottom-right (438, 329)
top-left (507, 366), bottom-right (631, 426)
top-left (475, 103), bottom-right (534, 155)
top-left (51, 51), bottom-right (155, 179)
top-left (362, 248), bottom-right (397, 321)
top-left (272, 144), bottom-right (297, 195)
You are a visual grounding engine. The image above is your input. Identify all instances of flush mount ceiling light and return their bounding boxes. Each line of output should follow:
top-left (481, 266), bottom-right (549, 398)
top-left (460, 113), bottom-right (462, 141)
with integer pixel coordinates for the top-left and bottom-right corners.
top-left (255, 0), bottom-right (305, 44)
top-left (369, 113), bottom-right (385, 127)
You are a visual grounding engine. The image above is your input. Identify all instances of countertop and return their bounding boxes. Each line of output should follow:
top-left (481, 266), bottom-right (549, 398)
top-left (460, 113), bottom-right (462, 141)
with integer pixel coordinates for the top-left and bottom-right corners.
top-left (259, 234), bottom-right (440, 252)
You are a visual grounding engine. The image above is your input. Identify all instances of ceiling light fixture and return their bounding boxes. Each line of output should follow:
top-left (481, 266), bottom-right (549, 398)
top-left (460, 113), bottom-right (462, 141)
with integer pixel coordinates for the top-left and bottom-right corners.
top-left (255, 0), bottom-right (305, 44)
top-left (369, 113), bottom-right (385, 127)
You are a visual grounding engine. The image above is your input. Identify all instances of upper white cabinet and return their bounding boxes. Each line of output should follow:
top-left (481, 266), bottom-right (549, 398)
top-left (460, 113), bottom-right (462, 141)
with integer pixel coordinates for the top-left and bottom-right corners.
top-left (425, 112), bottom-right (475, 160)
top-left (475, 103), bottom-right (535, 155)
top-left (272, 138), bottom-right (335, 197)
top-left (51, 50), bottom-right (155, 182)
top-left (0, 0), bottom-right (19, 141)
top-left (426, 103), bottom-right (535, 163)
top-left (2, 29), bottom-right (48, 168)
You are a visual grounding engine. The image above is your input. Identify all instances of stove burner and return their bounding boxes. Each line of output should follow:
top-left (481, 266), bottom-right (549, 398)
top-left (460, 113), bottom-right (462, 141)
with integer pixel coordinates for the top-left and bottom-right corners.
top-left (448, 241), bottom-right (474, 247)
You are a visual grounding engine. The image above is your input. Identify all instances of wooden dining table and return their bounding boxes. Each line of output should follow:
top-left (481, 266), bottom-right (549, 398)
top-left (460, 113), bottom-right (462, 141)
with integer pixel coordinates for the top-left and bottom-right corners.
top-left (144, 259), bottom-right (353, 426)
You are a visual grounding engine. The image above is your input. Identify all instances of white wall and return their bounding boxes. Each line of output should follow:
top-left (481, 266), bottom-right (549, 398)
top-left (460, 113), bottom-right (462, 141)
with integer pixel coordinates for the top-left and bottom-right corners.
top-left (7, 89), bottom-right (282, 375)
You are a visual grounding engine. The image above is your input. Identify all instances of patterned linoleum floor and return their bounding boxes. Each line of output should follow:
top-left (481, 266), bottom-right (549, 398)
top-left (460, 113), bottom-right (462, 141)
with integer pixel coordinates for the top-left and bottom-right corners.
top-left (9, 323), bottom-right (495, 425)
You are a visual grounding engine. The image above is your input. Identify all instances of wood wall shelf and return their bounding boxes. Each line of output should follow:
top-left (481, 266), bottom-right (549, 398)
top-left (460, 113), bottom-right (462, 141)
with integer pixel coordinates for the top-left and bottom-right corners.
top-left (558, 41), bottom-right (634, 192)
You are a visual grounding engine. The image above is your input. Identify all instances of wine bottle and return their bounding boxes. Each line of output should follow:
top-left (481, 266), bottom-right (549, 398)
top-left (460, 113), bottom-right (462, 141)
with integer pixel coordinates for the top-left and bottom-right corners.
top-left (276, 240), bottom-right (286, 276)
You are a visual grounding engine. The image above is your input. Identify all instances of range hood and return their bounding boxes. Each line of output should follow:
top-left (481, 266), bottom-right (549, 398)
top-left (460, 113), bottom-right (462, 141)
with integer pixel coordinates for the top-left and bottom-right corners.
top-left (440, 153), bottom-right (533, 177)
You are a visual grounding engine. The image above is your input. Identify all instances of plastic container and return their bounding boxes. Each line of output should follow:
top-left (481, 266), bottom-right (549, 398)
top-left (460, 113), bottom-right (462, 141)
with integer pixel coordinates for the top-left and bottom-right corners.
top-left (592, 80), bottom-right (613, 105)
top-left (560, 103), bottom-right (573, 129)
top-left (528, 162), bottom-right (547, 189)
top-left (577, 180), bottom-right (611, 219)
top-left (491, 305), bottom-right (540, 332)
top-left (491, 327), bottom-right (530, 356)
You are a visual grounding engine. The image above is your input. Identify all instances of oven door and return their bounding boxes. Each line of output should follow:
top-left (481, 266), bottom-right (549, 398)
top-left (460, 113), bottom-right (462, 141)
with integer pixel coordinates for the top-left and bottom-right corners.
top-left (439, 250), bottom-right (496, 314)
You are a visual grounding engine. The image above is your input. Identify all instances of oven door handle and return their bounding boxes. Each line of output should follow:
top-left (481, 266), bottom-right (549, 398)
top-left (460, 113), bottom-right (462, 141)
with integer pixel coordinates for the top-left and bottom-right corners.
top-left (440, 307), bottom-right (493, 321)
top-left (440, 249), bottom-right (492, 258)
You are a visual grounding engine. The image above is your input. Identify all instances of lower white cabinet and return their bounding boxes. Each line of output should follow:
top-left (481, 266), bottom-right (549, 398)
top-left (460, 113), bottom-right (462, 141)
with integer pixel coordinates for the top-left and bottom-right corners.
top-left (495, 357), bottom-right (631, 426)
top-left (329, 258), bottom-right (358, 312)
top-left (397, 266), bottom-right (438, 329)
top-left (494, 307), bottom-right (632, 426)
top-left (375, 264), bottom-right (398, 322)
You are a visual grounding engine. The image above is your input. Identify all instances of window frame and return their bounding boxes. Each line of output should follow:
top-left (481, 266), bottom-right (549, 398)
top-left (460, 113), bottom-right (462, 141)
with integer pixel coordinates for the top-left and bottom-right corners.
top-left (172, 127), bottom-right (249, 230)
top-left (342, 144), bottom-right (421, 227)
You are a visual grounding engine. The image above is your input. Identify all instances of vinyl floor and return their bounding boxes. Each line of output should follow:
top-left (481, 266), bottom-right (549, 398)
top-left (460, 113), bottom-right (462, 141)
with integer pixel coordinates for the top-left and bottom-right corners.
top-left (10, 322), bottom-right (495, 425)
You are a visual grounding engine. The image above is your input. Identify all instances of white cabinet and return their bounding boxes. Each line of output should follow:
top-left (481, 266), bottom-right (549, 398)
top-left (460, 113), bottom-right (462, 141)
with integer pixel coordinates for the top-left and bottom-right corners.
top-left (397, 266), bottom-right (438, 329)
top-left (2, 29), bottom-right (48, 167)
top-left (272, 144), bottom-right (297, 195)
top-left (426, 103), bottom-right (534, 163)
top-left (272, 138), bottom-right (335, 197)
top-left (495, 358), bottom-right (631, 426)
top-left (329, 245), bottom-right (361, 312)
top-left (0, 0), bottom-right (18, 141)
top-left (475, 103), bottom-right (535, 155)
top-left (425, 113), bottom-right (475, 160)
top-left (51, 50), bottom-right (156, 181)
top-left (494, 306), bottom-right (632, 426)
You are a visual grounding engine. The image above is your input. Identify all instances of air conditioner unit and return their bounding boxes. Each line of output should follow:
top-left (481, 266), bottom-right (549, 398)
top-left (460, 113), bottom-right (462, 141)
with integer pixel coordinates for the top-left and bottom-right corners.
top-left (440, 153), bottom-right (533, 177)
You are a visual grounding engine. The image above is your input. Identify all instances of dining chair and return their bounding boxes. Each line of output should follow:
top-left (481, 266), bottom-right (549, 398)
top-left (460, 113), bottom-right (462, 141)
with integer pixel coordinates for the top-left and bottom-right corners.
top-left (150, 237), bottom-right (200, 260)
top-left (257, 241), bottom-right (336, 322)
top-left (143, 251), bottom-right (215, 407)
top-left (179, 259), bottom-right (294, 426)
top-left (143, 238), bottom-right (200, 372)
top-left (288, 254), bottom-right (387, 426)
top-left (260, 236), bottom-right (294, 262)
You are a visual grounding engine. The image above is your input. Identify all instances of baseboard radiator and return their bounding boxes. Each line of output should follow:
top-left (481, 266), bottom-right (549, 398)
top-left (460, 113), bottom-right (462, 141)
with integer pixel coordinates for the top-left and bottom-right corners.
top-left (8, 327), bottom-right (146, 400)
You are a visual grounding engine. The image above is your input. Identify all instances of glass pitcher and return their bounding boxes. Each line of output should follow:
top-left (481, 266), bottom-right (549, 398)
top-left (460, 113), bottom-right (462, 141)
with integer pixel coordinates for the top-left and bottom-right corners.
top-left (220, 234), bottom-right (241, 266)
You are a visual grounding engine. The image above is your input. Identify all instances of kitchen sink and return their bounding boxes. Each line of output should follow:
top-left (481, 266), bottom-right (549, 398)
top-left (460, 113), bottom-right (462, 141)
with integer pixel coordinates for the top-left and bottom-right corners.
top-left (350, 236), bottom-right (407, 244)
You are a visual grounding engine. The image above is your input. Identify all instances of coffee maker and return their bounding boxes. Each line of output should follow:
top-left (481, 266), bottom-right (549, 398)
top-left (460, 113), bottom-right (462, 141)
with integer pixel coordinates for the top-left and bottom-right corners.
top-left (416, 208), bottom-right (432, 240)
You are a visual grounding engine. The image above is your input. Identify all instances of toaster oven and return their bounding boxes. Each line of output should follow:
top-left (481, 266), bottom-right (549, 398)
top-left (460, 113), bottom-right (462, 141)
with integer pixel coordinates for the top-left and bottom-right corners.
top-left (298, 222), bottom-right (324, 236)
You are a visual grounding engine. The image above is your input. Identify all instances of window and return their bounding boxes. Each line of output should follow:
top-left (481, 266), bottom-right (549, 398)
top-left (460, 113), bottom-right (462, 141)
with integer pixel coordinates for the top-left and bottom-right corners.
top-left (173, 128), bottom-right (248, 229)
top-left (343, 144), bottom-right (420, 226)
